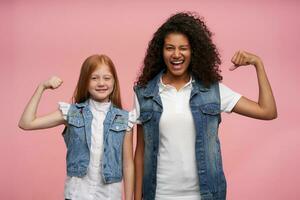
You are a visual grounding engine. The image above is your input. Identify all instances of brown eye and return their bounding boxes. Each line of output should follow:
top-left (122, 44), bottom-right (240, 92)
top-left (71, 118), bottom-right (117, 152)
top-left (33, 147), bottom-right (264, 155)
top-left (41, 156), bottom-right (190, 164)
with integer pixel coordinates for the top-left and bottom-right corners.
top-left (165, 46), bottom-right (174, 51)
top-left (180, 46), bottom-right (190, 51)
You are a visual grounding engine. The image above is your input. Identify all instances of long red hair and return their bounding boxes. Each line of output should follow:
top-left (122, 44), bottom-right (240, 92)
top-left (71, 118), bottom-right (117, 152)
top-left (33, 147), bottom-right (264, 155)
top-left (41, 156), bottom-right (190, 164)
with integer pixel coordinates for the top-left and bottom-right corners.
top-left (73, 54), bottom-right (122, 108)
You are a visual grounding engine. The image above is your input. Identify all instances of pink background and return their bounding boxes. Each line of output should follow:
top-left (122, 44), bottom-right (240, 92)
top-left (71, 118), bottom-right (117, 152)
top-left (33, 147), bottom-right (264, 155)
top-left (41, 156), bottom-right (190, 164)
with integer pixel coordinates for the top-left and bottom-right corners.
top-left (2, 0), bottom-right (300, 199)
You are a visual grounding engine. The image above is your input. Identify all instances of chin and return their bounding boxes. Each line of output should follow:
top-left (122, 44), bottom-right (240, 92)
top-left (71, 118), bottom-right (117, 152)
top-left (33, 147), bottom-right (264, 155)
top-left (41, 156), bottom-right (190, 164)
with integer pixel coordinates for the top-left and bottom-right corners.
top-left (171, 70), bottom-right (187, 77)
top-left (91, 95), bottom-right (109, 102)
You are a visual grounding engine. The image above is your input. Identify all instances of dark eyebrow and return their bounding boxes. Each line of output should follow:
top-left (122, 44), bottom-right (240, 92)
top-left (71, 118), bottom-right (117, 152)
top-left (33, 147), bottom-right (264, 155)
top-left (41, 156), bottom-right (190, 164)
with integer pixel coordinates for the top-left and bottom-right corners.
top-left (164, 44), bottom-right (190, 47)
top-left (180, 44), bottom-right (190, 47)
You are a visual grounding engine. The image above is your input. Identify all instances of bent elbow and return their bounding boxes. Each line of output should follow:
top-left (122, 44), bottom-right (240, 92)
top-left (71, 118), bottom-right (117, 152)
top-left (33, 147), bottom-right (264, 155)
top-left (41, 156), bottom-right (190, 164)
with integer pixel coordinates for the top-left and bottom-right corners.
top-left (18, 121), bottom-right (31, 130)
top-left (18, 122), bottom-right (26, 130)
top-left (264, 110), bottom-right (278, 120)
top-left (270, 111), bottom-right (278, 120)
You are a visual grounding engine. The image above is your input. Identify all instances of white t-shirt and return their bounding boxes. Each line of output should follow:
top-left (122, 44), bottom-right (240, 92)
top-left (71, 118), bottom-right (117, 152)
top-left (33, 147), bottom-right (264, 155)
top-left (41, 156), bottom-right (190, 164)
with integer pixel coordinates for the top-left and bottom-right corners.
top-left (131, 78), bottom-right (241, 200)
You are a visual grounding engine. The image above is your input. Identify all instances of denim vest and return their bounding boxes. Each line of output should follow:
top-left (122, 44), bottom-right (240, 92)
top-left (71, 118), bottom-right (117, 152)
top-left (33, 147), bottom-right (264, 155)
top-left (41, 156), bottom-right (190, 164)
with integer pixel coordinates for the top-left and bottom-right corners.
top-left (62, 100), bottom-right (129, 184)
top-left (134, 72), bottom-right (226, 200)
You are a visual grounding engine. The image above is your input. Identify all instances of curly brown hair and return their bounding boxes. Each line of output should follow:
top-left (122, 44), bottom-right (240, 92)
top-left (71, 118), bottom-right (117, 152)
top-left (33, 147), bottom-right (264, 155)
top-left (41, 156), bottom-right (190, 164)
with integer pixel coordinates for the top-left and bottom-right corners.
top-left (136, 12), bottom-right (222, 87)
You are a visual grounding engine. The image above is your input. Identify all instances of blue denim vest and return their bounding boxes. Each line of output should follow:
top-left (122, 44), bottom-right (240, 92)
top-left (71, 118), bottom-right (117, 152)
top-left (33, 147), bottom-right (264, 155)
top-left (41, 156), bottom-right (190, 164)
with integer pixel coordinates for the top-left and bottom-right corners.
top-left (134, 72), bottom-right (226, 200)
top-left (62, 100), bottom-right (129, 184)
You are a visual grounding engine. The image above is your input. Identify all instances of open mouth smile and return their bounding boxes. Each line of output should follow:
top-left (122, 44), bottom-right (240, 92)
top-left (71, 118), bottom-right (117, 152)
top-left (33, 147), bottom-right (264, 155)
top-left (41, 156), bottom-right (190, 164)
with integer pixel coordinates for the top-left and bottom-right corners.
top-left (170, 60), bottom-right (184, 65)
top-left (95, 88), bottom-right (108, 92)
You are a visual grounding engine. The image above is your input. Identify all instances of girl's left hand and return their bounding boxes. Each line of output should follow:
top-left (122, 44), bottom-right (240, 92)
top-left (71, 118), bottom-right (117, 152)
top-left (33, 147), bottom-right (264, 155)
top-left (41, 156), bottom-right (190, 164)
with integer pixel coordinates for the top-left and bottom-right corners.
top-left (229, 50), bottom-right (262, 71)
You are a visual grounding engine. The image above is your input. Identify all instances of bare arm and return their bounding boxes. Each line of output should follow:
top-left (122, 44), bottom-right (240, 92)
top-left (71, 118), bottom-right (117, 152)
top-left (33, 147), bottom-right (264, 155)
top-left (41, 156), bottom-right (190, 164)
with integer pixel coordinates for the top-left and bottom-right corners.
top-left (123, 129), bottom-right (134, 200)
top-left (134, 124), bottom-right (144, 200)
top-left (18, 76), bottom-right (66, 130)
top-left (230, 50), bottom-right (277, 120)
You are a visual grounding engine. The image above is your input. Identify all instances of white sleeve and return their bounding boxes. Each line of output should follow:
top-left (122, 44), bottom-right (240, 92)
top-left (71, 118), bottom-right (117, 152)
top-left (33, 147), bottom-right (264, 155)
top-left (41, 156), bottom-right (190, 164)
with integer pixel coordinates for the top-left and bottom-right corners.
top-left (58, 102), bottom-right (71, 120)
top-left (128, 93), bottom-right (141, 125)
top-left (219, 83), bottom-right (242, 113)
top-left (126, 114), bottom-right (135, 132)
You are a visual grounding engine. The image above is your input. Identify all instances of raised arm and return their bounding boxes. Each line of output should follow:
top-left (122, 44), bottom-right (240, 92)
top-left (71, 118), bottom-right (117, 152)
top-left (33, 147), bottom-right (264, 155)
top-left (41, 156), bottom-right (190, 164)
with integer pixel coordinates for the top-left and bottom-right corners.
top-left (230, 50), bottom-right (277, 120)
top-left (134, 124), bottom-right (145, 200)
top-left (123, 129), bottom-right (134, 200)
top-left (18, 76), bottom-right (66, 130)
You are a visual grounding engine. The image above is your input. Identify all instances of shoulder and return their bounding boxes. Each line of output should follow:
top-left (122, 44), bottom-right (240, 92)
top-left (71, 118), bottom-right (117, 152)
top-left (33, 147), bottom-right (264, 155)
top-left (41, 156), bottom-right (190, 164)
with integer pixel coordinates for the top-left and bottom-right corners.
top-left (133, 85), bottom-right (148, 102)
top-left (67, 101), bottom-right (90, 116)
top-left (193, 79), bottom-right (219, 92)
top-left (68, 103), bottom-right (82, 112)
top-left (218, 82), bottom-right (239, 96)
top-left (133, 84), bottom-right (146, 93)
top-left (57, 102), bottom-right (79, 116)
top-left (112, 106), bottom-right (129, 117)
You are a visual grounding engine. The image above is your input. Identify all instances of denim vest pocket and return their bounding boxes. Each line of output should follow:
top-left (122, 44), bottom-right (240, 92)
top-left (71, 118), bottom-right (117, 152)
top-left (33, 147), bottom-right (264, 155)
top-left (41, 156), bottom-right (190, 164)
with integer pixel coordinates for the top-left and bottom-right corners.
top-left (106, 121), bottom-right (127, 180)
top-left (67, 115), bottom-right (86, 147)
top-left (199, 103), bottom-right (220, 115)
top-left (109, 113), bottom-right (128, 136)
top-left (110, 123), bottom-right (127, 132)
top-left (110, 114), bottom-right (128, 132)
top-left (68, 117), bottom-right (85, 127)
top-left (199, 103), bottom-right (221, 137)
top-left (109, 121), bottom-right (127, 151)
top-left (200, 103), bottom-right (221, 123)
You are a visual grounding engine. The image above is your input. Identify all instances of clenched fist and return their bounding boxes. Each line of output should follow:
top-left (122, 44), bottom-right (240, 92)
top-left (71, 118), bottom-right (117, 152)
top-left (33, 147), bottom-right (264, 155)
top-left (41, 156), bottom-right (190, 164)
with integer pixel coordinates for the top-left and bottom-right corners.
top-left (41, 76), bottom-right (63, 90)
top-left (230, 50), bottom-right (262, 71)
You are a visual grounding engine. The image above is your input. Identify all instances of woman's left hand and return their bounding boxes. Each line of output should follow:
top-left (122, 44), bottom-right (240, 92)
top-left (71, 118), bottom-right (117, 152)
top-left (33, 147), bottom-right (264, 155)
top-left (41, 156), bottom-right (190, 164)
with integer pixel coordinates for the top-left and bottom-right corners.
top-left (229, 50), bottom-right (262, 70)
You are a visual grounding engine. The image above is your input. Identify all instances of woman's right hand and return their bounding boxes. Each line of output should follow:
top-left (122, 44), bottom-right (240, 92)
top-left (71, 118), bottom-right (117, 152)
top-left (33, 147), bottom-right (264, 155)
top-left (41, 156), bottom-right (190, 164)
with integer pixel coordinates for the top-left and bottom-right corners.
top-left (42, 76), bottom-right (63, 90)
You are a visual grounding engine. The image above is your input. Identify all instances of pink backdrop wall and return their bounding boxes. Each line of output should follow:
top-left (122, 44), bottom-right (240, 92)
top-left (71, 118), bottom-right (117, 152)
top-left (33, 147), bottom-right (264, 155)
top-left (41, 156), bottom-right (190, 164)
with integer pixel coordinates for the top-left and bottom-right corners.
top-left (2, 0), bottom-right (300, 199)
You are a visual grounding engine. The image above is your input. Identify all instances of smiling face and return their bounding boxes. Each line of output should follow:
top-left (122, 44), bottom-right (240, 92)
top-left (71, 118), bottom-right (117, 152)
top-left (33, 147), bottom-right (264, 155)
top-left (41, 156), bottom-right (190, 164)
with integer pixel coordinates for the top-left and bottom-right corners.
top-left (163, 32), bottom-right (191, 79)
top-left (88, 64), bottom-right (115, 102)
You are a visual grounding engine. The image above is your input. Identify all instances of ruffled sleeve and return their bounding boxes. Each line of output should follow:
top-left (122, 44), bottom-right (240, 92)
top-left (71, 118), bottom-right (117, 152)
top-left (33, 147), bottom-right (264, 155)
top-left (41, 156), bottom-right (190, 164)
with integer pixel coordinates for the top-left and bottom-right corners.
top-left (58, 102), bottom-right (71, 120)
top-left (126, 111), bottom-right (136, 131)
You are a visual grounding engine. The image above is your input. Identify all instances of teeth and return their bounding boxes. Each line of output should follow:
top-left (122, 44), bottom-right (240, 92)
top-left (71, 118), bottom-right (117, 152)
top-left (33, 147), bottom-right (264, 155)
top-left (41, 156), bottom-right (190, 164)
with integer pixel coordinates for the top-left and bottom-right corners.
top-left (171, 60), bottom-right (184, 65)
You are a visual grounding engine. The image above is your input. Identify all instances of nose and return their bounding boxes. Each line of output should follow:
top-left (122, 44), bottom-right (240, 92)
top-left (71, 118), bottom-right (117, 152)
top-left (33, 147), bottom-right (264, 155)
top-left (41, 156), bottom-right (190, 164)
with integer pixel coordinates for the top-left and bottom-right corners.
top-left (97, 78), bottom-right (105, 86)
top-left (173, 48), bottom-right (181, 58)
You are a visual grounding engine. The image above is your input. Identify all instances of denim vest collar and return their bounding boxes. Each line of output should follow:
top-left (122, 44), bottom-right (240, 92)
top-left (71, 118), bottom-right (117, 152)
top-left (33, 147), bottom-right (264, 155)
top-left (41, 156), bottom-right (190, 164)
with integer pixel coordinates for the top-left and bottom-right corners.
top-left (143, 70), bottom-right (211, 99)
top-left (74, 100), bottom-right (117, 114)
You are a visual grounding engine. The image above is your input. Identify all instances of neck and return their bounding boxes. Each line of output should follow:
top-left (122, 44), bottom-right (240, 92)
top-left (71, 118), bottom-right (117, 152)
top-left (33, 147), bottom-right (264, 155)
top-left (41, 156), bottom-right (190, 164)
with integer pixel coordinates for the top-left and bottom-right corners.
top-left (162, 72), bottom-right (190, 90)
top-left (90, 98), bottom-right (110, 104)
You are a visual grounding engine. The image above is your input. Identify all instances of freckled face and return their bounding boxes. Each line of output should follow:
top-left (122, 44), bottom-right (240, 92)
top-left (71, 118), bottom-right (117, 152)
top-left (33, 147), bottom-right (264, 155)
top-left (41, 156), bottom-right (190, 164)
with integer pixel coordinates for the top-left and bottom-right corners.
top-left (163, 33), bottom-right (191, 78)
top-left (88, 64), bottom-right (115, 102)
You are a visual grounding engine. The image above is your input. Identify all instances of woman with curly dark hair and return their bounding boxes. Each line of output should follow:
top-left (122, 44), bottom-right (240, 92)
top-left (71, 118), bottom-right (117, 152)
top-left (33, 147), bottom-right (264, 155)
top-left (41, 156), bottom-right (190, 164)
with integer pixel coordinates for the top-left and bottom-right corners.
top-left (133, 12), bottom-right (277, 200)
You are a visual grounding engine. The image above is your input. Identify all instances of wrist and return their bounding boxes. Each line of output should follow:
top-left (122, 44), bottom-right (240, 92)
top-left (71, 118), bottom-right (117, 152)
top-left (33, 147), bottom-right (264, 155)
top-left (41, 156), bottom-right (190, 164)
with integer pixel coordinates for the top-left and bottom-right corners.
top-left (253, 57), bottom-right (263, 69)
top-left (38, 83), bottom-right (47, 91)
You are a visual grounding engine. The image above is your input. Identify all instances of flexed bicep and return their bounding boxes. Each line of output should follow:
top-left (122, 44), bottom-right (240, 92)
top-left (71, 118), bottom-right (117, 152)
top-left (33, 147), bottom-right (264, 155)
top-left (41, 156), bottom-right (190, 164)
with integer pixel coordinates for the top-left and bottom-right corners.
top-left (233, 96), bottom-right (273, 120)
top-left (229, 51), bottom-right (277, 120)
top-left (18, 76), bottom-right (66, 131)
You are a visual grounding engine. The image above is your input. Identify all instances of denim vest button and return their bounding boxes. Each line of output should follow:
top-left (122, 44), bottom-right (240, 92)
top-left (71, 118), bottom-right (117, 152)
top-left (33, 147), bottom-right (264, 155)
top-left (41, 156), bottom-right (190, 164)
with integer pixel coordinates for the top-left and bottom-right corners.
top-left (116, 126), bottom-right (119, 130)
